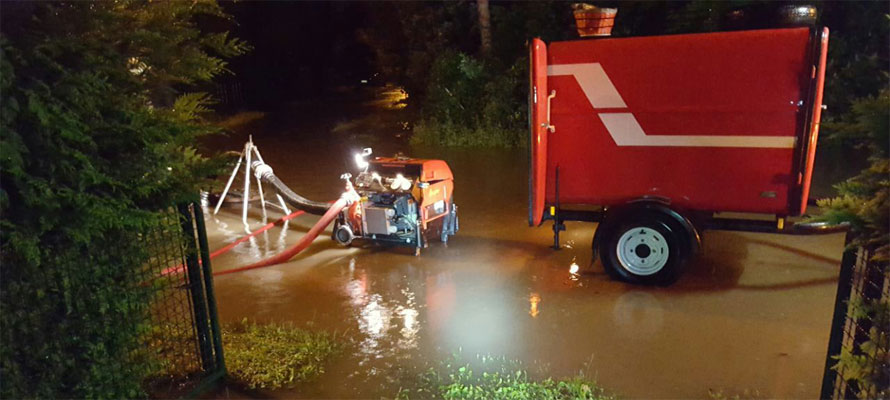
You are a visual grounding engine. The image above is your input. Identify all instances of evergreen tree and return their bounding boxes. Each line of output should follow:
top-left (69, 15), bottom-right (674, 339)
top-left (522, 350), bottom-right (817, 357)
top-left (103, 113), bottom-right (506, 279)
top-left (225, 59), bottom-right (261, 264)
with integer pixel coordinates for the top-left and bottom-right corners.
top-left (0, 2), bottom-right (247, 397)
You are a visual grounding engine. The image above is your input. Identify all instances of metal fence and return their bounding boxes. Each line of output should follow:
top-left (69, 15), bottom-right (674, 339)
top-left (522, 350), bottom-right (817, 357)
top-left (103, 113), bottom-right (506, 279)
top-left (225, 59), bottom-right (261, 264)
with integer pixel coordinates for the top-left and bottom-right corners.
top-left (214, 80), bottom-right (245, 109)
top-left (140, 201), bottom-right (225, 396)
top-left (821, 235), bottom-right (890, 399)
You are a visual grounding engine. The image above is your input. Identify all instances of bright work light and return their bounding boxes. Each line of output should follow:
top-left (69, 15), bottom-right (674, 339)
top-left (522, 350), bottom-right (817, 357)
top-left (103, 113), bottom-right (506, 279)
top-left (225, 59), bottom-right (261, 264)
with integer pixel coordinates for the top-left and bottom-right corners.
top-left (354, 148), bottom-right (372, 172)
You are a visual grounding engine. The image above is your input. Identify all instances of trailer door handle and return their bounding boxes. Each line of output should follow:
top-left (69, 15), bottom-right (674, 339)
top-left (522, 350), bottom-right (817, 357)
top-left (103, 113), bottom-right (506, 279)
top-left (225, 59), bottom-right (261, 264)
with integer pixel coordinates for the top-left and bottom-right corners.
top-left (543, 90), bottom-right (556, 133)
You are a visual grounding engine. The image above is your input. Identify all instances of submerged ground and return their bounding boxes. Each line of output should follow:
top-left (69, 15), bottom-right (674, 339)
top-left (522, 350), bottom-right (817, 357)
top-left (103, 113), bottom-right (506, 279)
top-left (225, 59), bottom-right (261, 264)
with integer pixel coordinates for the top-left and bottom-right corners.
top-left (202, 86), bottom-right (850, 398)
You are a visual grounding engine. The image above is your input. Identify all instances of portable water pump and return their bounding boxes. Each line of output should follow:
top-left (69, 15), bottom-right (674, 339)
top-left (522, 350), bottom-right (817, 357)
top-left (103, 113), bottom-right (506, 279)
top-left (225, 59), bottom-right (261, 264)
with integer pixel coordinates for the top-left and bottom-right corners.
top-left (214, 141), bottom-right (458, 263)
top-left (333, 149), bottom-right (458, 255)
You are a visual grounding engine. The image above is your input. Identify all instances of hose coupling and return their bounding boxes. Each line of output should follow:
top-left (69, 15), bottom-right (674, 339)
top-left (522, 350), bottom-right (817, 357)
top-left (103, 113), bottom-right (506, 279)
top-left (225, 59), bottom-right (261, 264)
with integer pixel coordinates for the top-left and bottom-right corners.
top-left (340, 189), bottom-right (359, 206)
top-left (251, 161), bottom-right (274, 180)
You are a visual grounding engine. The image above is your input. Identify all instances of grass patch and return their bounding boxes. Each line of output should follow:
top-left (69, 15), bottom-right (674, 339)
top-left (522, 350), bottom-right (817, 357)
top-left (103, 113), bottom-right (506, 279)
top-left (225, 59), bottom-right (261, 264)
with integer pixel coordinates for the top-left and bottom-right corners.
top-left (708, 388), bottom-right (764, 399)
top-left (396, 353), bottom-right (614, 400)
top-left (222, 319), bottom-right (340, 389)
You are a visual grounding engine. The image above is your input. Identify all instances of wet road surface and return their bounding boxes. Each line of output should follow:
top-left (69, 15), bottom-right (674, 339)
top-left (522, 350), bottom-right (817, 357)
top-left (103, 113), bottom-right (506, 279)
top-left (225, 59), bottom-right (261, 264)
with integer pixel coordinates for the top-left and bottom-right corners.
top-left (202, 87), bottom-right (846, 398)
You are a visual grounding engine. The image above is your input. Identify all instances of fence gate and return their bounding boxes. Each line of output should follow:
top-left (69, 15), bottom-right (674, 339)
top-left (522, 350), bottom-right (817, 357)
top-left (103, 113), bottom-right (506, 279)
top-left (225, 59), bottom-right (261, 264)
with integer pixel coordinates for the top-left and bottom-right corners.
top-left (821, 235), bottom-right (889, 399)
top-left (140, 201), bottom-right (225, 397)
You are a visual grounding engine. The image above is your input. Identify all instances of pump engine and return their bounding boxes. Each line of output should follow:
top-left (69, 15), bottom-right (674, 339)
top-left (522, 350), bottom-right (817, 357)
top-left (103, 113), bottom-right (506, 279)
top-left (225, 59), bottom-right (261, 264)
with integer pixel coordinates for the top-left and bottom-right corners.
top-left (332, 153), bottom-right (458, 255)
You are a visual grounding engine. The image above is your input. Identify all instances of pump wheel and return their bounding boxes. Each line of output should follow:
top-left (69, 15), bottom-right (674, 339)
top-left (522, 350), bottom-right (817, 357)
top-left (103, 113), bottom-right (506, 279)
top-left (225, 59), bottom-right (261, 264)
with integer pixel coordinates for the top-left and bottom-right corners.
top-left (440, 202), bottom-right (459, 243)
top-left (333, 223), bottom-right (354, 246)
top-left (596, 209), bottom-right (692, 286)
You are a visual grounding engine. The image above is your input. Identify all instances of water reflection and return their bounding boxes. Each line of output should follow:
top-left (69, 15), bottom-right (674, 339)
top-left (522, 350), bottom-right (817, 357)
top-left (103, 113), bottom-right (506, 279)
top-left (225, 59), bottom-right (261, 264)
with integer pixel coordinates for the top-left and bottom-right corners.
top-left (345, 264), bottom-right (367, 307)
top-left (208, 213), bottom-right (270, 261)
top-left (612, 291), bottom-right (664, 340)
top-left (396, 287), bottom-right (419, 351)
top-left (378, 87), bottom-right (408, 110)
top-left (435, 280), bottom-right (517, 356)
top-left (262, 229), bottom-right (270, 257)
top-left (276, 220), bottom-right (289, 252)
top-left (245, 236), bottom-right (261, 260)
top-left (425, 273), bottom-right (456, 334)
top-left (569, 258), bottom-right (581, 284)
top-left (358, 294), bottom-right (391, 353)
top-left (529, 292), bottom-right (541, 318)
top-left (343, 258), bottom-right (421, 360)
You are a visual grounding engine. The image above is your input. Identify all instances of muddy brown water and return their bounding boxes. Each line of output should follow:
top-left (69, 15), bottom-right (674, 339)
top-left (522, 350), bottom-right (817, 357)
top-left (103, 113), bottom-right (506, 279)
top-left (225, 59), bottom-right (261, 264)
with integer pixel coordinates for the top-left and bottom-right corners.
top-left (202, 87), bottom-right (846, 399)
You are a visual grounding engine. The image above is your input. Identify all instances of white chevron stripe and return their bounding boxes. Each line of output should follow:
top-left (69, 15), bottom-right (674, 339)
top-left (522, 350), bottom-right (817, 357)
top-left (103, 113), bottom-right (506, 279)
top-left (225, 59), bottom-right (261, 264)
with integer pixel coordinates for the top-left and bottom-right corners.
top-left (547, 63), bottom-right (627, 108)
top-left (599, 113), bottom-right (796, 148)
top-left (548, 63), bottom-right (796, 149)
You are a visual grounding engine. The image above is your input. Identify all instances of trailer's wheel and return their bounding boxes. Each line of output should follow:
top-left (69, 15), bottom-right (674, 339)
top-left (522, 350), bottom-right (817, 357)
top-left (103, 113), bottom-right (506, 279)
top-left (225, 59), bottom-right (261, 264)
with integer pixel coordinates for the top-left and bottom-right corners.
top-left (598, 210), bottom-right (691, 285)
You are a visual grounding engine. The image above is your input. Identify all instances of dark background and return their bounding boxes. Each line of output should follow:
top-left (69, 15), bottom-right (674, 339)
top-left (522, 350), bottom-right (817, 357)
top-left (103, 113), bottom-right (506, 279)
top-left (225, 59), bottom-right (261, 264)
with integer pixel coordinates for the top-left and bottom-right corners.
top-left (214, 1), bottom-right (888, 114)
top-left (220, 1), bottom-right (375, 108)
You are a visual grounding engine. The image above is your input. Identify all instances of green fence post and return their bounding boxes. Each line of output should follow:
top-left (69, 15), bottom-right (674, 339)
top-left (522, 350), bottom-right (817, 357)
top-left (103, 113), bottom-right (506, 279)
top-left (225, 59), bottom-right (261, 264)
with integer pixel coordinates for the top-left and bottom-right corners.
top-left (820, 232), bottom-right (856, 399)
top-left (177, 203), bottom-right (213, 370)
top-left (191, 200), bottom-right (226, 373)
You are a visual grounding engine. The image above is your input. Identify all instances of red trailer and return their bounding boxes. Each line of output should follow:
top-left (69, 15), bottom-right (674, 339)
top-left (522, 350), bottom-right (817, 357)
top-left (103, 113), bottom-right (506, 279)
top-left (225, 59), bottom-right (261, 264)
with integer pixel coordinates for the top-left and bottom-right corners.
top-left (529, 27), bottom-right (833, 285)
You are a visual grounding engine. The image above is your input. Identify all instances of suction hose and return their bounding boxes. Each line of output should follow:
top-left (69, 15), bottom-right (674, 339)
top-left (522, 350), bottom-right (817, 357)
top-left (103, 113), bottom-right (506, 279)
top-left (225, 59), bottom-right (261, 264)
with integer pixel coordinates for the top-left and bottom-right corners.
top-left (252, 161), bottom-right (330, 215)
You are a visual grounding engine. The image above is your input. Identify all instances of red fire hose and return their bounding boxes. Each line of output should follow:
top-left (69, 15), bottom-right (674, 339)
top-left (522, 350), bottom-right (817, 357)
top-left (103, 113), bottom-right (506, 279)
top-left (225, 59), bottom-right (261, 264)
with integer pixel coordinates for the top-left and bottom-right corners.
top-left (213, 197), bottom-right (349, 276)
top-left (161, 209), bottom-right (306, 276)
top-left (162, 198), bottom-right (347, 277)
top-left (210, 209), bottom-right (307, 259)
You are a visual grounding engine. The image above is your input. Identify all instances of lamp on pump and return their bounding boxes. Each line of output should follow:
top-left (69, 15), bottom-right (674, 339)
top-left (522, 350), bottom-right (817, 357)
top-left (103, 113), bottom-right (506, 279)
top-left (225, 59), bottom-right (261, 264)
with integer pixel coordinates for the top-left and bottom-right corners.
top-left (354, 148), bottom-right (372, 172)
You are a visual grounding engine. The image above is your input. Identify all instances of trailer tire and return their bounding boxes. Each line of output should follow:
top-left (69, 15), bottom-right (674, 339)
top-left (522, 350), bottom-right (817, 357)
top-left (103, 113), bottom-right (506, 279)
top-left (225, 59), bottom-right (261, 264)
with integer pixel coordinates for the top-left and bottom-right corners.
top-left (597, 208), bottom-right (693, 286)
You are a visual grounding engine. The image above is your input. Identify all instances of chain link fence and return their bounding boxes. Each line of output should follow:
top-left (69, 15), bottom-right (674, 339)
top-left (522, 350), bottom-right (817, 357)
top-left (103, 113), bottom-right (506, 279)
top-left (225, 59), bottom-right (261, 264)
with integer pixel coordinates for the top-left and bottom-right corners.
top-left (821, 235), bottom-right (890, 399)
top-left (140, 202), bottom-right (225, 396)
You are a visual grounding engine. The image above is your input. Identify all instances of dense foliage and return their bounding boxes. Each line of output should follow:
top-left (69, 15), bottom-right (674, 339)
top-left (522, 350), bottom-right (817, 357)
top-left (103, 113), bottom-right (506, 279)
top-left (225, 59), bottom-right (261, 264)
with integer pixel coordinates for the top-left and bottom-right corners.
top-left (816, 87), bottom-right (889, 398)
top-left (0, 2), bottom-right (246, 397)
top-left (818, 88), bottom-right (889, 259)
top-left (833, 295), bottom-right (890, 399)
top-left (362, 2), bottom-right (574, 147)
top-left (222, 320), bottom-right (341, 389)
top-left (411, 52), bottom-right (527, 147)
top-left (397, 353), bottom-right (613, 400)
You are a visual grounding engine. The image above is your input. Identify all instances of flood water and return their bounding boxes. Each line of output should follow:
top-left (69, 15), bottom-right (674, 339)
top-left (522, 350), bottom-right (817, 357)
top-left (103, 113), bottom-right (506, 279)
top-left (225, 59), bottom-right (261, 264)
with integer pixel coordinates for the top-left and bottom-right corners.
top-left (202, 87), bottom-right (846, 399)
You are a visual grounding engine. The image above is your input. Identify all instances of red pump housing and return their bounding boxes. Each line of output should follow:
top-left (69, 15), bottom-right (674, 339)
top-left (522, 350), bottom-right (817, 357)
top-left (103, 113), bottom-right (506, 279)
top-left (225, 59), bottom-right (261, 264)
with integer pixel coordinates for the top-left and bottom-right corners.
top-left (335, 155), bottom-right (458, 255)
